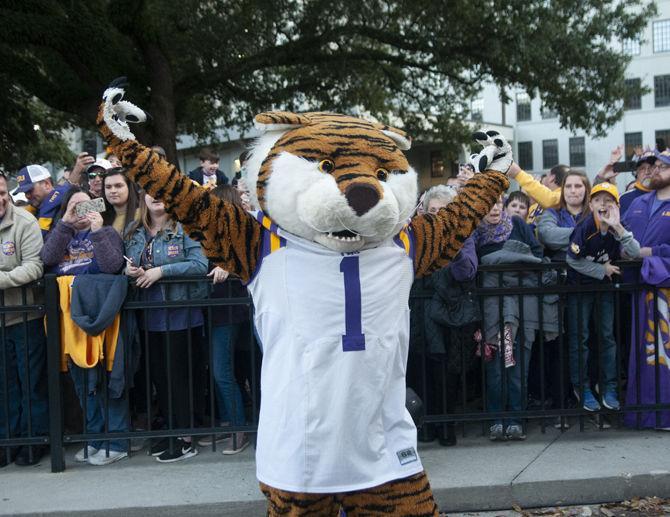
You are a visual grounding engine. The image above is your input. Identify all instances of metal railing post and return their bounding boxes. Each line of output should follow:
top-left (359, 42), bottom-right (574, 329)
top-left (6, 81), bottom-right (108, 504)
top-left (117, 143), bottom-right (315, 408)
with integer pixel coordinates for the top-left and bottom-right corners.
top-left (44, 275), bottom-right (65, 472)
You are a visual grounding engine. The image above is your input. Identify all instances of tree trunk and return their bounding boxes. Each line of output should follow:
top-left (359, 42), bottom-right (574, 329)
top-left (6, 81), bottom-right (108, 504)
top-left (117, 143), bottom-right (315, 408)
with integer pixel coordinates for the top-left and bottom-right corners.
top-left (140, 41), bottom-right (178, 165)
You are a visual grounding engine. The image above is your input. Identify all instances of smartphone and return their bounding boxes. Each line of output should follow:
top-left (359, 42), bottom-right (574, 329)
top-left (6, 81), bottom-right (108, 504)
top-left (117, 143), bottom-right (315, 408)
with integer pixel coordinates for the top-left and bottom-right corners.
top-left (75, 197), bottom-right (106, 217)
top-left (83, 139), bottom-right (97, 158)
top-left (612, 161), bottom-right (637, 173)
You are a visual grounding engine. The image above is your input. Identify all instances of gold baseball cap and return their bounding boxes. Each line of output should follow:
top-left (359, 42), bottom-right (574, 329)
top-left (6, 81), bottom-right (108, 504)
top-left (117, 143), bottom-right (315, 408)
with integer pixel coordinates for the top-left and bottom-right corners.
top-left (590, 182), bottom-right (620, 204)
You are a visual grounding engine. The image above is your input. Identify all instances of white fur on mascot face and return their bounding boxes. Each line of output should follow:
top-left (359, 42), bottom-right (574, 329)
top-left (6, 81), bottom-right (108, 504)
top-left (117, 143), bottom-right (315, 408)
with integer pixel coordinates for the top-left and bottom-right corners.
top-left (244, 112), bottom-right (418, 253)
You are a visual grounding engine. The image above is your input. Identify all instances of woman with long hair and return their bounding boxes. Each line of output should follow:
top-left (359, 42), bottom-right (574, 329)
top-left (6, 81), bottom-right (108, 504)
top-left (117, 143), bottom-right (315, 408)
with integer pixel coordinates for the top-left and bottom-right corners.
top-left (124, 192), bottom-right (208, 463)
top-left (537, 170), bottom-right (591, 260)
top-left (40, 186), bottom-right (128, 465)
top-left (101, 168), bottom-right (139, 237)
top-left (536, 170), bottom-right (592, 423)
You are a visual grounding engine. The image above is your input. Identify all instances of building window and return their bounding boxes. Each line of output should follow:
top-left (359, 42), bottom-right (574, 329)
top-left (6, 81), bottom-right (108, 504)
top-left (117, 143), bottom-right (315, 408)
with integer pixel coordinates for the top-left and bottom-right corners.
top-left (653, 20), bottom-right (670, 53)
top-left (517, 141), bottom-right (533, 171)
top-left (541, 104), bottom-right (557, 119)
top-left (656, 129), bottom-right (670, 150)
top-left (542, 139), bottom-right (559, 169)
top-left (569, 137), bottom-right (585, 167)
top-left (624, 132), bottom-right (642, 160)
top-left (624, 78), bottom-right (642, 110)
top-left (430, 151), bottom-right (444, 178)
top-left (516, 92), bottom-right (531, 121)
top-left (623, 38), bottom-right (641, 56)
top-left (471, 98), bottom-right (484, 122)
top-left (654, 75), bottom-right (670, 107)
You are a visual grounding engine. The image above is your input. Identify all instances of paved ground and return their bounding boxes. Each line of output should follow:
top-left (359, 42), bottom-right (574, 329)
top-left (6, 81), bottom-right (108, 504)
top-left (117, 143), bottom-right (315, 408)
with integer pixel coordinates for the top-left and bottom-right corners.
top-left (0, 421), bottom-right (669, 516)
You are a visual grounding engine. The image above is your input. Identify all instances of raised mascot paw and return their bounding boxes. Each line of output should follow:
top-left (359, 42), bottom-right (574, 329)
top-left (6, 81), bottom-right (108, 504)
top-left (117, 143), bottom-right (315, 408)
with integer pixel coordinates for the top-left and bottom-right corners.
top-left (101, 77), bottom-right (148, 142)
top-left (469, 129), bottom-right (513, 174)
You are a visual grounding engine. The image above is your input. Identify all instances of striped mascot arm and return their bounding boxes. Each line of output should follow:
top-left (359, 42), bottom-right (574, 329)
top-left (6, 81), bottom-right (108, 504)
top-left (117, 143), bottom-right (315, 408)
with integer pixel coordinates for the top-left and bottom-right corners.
top-left (96, 82), bottom-right (261, 282)
top-left (411, 171), bottom-right (509, 278)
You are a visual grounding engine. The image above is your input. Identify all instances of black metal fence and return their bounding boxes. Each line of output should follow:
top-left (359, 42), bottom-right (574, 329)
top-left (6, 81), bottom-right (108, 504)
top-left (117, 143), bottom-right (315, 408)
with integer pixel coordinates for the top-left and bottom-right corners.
top-left (1, 261), bottom-right (669, 473)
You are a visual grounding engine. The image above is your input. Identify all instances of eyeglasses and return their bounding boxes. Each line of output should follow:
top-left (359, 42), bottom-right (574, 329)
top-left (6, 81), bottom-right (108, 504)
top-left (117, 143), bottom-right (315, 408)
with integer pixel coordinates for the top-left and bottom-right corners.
top-left (88, 171), bottom-right (104, 179)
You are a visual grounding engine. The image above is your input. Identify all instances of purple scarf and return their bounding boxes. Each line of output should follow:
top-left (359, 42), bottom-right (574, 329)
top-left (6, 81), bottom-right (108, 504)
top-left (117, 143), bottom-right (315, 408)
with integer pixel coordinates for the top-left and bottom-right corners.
top-left (473, 211), bottom-right (513, 248)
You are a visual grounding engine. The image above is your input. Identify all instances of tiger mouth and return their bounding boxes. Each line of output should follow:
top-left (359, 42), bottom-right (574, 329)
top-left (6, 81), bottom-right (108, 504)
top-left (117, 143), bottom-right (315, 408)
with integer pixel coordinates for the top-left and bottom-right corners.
top-left (327, 229), bottom-right (362, 242)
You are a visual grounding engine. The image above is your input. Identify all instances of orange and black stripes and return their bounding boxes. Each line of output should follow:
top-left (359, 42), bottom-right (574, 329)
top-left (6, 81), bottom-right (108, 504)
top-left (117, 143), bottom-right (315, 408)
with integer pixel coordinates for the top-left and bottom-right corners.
top-left (254, 112), bottom-right (409, 210)
top-left (260, 471), bottom-right (438, 517)
top-left (97, 103), bottom-right (262, 283)
top-left (411, 171), bottom-right (510, 278)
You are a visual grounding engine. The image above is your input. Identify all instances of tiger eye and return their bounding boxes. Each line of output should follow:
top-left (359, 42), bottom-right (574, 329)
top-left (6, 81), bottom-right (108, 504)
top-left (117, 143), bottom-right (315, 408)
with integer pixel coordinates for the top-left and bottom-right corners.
top-left (376, 168), bottom-right (389, 181)
top-left (318, 159), bottom-right (335, 173)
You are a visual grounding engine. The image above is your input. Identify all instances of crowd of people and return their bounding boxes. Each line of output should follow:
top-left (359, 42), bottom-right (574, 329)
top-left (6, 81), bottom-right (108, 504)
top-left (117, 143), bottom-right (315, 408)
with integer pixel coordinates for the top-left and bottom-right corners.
top-left (411, 145), bottom-right (670, 444)
top-left (1, 141), bottom-right (669, 471)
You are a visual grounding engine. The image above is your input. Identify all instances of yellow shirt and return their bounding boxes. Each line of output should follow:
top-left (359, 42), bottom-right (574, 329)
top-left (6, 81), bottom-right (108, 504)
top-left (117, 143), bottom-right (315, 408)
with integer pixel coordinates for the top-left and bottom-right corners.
top-left (515, 170), bottom-right (561, 209)
top-left (56, 276), bottom-right (120, 371)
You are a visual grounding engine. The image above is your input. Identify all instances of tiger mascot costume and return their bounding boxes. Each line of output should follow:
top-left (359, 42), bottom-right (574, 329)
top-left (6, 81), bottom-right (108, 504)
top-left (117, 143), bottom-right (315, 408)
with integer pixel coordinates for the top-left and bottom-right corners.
top-left (97, 78), bottom-right (511, 516)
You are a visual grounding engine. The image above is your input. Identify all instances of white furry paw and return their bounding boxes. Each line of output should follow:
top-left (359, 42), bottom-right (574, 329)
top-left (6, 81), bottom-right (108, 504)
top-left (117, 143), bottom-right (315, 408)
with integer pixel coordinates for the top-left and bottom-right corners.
top-left (102, 77), bottom-right (148, 141)
top-left (469, 129), bottom-right (513, 174)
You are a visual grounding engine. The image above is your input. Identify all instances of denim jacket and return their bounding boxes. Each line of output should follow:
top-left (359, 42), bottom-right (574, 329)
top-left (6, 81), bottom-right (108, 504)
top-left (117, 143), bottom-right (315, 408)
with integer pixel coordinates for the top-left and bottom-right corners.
top-left (124, 222), bottom-right (208, 301)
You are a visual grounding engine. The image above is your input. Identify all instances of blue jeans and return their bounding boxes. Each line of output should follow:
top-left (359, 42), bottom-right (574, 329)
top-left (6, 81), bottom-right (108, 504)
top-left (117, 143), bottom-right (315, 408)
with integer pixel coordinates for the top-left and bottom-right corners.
top-left (0, 319), bottom-right (49, 439)
top-left (69, 362), bottom-right (129, 452)
top-left (567, 292), bottom-right (617, 394)
top-left (211, 324), bottom-right (246, 426)
top-left (485, 333), bottom-right (533, 426)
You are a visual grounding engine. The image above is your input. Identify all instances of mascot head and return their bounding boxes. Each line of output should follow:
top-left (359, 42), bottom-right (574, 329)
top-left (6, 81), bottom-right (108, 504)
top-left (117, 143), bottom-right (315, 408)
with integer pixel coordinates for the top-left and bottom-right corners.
top-left (244, 112), bottom-right (418, 252)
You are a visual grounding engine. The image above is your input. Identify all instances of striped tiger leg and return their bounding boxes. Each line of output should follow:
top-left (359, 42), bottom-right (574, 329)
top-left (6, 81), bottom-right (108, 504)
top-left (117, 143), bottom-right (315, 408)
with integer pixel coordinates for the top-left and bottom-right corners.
top-left (260, 482), bottom-right (341, 517)
top-left (339, 472), bottom-right (439, 517)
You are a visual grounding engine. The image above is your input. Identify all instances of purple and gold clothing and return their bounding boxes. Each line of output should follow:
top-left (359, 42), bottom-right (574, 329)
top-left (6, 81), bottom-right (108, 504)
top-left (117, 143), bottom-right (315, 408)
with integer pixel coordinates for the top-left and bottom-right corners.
top-left (624, 192), bottom-right (670, 257)
top-left (36, 184), bottom-right (71, 237)
top-left (619, 183), bottom-right (651, 218)
top-left (40, 222), bottom-right (124, 276)
top-left (623, 192), bottom-right (670, 429)
top-left (567, 214), bottom-right (621, 285)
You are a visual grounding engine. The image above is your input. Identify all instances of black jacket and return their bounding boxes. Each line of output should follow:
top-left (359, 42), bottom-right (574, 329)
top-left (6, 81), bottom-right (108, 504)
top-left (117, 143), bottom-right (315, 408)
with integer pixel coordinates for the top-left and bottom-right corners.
top-left (188, 166), bottom-right (229, 186)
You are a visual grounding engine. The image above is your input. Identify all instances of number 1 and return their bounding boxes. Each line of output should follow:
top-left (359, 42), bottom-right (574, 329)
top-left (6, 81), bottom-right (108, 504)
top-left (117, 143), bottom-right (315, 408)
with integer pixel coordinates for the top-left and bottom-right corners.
top-left (340, 256), bottom-right (366, 351)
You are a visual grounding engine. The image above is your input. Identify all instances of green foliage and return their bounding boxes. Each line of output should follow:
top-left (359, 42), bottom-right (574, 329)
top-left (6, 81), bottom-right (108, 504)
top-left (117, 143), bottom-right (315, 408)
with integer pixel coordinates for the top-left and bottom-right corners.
top-left (0, 80), bottom-right (74, 172)
top-left (0, 0), bottom-right (655, 158)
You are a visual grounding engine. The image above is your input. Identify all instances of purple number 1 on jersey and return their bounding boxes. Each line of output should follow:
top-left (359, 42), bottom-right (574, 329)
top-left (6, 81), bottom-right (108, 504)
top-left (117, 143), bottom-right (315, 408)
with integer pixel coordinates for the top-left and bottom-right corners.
top-left (339, 256), bottom-right (366, 351)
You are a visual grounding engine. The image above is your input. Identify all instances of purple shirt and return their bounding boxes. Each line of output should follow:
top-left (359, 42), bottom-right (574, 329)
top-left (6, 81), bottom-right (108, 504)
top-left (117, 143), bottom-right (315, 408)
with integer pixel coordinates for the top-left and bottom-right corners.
top-left (620, 185), bottom-right (650, 217)
top-left (623, 192), bottom-right (670, 256)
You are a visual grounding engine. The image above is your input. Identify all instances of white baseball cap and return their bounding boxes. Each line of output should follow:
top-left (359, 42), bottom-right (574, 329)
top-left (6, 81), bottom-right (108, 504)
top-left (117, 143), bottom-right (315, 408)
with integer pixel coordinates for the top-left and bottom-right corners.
top-left (86, 158), bottom-right (113, 174)
top-left (15, 164), bottom-right (52, 193)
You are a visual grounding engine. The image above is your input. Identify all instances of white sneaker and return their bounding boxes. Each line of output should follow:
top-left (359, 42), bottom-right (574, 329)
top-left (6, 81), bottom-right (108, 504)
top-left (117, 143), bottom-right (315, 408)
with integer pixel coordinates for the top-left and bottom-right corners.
top-left (74, 446), bottom-right (99, 463)
top-left (198, 434), bottom-right (230, 447)
top-left (87, 449), bottom-right (128, 466)
top-left (221, 434), bottom-right (249, 455)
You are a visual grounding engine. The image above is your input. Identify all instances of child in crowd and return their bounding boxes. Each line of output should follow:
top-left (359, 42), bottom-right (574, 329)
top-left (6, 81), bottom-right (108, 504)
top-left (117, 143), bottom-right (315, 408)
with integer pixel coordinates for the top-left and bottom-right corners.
top-left (505, 191), bottom-right (530, 221)
top-left (474, 196), bottom-right (559, 441)
top-left (566, 183), bottom-right (640, 412)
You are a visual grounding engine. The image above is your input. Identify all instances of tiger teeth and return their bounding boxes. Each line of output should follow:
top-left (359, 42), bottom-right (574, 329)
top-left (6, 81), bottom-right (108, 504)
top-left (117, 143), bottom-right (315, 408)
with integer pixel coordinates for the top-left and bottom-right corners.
top-left (326, 233), bottom-right (362, 242)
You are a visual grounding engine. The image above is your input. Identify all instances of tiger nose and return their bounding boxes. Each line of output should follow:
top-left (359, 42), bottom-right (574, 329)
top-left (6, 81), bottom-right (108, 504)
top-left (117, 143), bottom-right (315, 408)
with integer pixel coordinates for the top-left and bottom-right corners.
top-left (345, 183), bottom-right (380, 216)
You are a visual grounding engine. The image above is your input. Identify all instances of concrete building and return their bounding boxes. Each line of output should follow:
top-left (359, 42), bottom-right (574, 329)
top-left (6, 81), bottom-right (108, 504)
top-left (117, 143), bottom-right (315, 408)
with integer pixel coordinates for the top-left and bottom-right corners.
top-left (472, 0), bottom-right (670, 192)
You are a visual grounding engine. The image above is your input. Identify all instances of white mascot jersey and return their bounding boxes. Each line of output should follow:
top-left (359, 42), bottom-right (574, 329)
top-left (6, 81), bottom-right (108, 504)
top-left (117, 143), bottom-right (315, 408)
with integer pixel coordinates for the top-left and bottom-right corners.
top-left (248, 211), bottom-right (422, 493)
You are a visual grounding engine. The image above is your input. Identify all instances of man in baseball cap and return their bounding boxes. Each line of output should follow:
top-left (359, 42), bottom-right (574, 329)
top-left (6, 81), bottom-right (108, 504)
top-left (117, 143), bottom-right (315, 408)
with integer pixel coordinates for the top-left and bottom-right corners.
top-left (16, 159), bottom-right (85, 236)
top-left (621, 147), bottom-right (670, 430)
top-left (620, 149), bottom-right (656, 216)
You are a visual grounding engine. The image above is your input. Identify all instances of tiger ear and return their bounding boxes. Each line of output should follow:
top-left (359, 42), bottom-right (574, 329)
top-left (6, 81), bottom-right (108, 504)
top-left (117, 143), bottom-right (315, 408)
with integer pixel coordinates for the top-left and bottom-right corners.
top-left (254, 111), bottom-right (311, 132)
top-left (372, 123), bottom-right (412, 151)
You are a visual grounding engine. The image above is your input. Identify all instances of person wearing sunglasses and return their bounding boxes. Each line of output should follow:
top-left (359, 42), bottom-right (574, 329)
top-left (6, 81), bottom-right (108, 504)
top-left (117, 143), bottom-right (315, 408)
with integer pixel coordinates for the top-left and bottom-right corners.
top-left (86, 158), bottom-right (113, 199)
